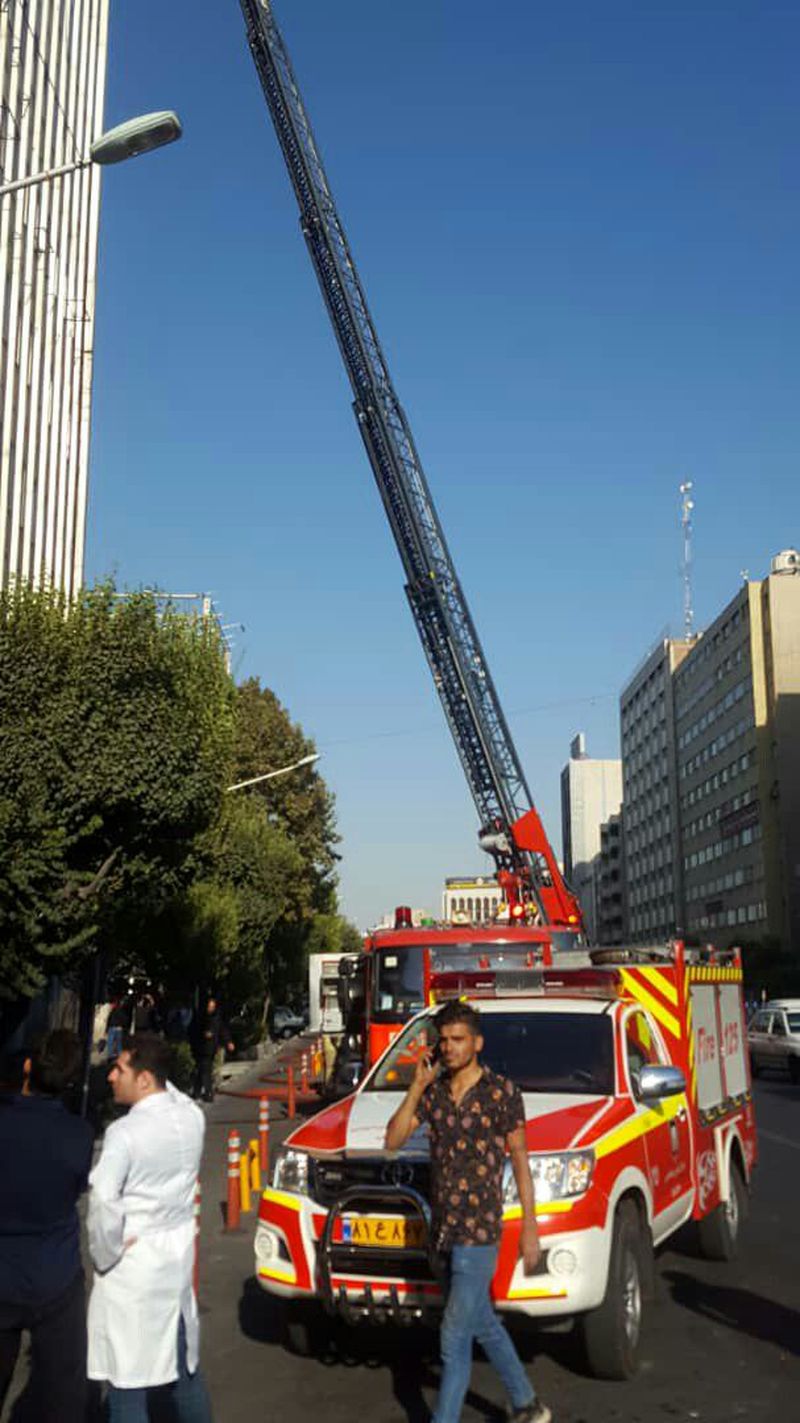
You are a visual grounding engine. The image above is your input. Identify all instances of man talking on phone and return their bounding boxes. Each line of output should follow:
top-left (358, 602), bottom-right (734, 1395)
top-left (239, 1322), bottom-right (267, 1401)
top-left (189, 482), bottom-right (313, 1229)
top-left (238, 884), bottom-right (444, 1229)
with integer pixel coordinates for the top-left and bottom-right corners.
top-left (385, 1000), bottom-right (551, 1423)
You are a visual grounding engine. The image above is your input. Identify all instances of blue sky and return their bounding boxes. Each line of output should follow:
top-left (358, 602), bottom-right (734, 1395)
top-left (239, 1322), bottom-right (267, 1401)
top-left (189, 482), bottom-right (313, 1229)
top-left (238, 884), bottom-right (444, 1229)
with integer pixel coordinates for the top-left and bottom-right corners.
top-left (87, 1), bottom-right (799, 929)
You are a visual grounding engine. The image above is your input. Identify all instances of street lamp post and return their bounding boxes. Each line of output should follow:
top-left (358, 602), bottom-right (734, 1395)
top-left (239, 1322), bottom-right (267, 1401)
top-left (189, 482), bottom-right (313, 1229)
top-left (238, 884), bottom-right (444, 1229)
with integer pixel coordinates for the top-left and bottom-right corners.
top-left (226, 753), bottom-right (320, 793)
top-left (0, 111), bottom-right (182, 197)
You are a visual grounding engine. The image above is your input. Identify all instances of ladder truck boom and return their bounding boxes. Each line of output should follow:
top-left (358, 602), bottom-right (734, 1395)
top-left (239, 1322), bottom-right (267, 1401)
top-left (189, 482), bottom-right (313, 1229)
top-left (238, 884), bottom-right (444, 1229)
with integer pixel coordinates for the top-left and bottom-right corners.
top-left (239, 0), bottom-right (582, 933)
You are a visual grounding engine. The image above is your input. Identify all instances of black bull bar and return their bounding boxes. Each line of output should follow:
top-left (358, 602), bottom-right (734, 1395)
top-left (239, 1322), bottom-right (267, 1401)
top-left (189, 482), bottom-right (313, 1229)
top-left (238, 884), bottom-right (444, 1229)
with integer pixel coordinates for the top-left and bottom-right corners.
top-left (318, 1184), bottom-right (442, 1324)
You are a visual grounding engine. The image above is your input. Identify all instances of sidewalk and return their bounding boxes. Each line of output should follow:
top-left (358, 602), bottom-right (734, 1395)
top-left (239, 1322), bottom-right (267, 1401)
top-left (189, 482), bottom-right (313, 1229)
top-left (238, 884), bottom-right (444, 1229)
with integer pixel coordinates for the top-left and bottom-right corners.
top-left (188, 1037), bottom-right (324, 1419)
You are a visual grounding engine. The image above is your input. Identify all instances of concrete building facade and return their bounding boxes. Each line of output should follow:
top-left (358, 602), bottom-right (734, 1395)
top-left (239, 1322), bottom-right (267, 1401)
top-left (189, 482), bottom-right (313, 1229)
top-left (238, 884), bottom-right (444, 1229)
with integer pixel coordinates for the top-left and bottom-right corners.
top-left (675, 552), bottom-right (800, 951)
top-left (620, 638), bottom-right (694, 942)
top-left (442, 876), bottom-right (501, 924)
top-left (1, 0), bottom-right (110, 596)
top-left (596, 811), bottom-right (625, 946)
top-left (561, 733), bottom-right (623, 943)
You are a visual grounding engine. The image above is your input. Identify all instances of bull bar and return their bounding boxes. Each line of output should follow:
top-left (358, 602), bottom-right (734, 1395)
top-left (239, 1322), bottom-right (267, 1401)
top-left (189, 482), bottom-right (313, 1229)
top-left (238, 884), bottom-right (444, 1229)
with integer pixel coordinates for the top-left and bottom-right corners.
top-left (317, 1184), bottom-right (440, 1325)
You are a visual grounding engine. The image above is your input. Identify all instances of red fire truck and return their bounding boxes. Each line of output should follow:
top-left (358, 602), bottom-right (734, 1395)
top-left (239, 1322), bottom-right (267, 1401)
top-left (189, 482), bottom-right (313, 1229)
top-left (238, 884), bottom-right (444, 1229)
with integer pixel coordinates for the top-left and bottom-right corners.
top-left (256, 941), bottom-right (757, 1378)
top-left (340, 909), bottom-right (586, 1069)
top-left (240, 0), bottom-right (584, 953)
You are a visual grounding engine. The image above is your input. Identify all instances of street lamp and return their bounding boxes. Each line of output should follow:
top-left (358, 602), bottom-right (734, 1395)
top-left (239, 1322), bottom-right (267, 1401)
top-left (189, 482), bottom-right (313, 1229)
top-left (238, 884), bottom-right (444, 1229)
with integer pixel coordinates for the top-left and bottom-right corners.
top-left (226, 753), bottom-right (320, 792)
top-left (0, 111), bottom-right (182, 197)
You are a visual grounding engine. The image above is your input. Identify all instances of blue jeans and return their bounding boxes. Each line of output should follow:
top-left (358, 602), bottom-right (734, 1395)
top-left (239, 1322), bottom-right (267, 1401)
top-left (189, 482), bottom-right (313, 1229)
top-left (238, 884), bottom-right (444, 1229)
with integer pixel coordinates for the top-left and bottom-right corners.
top-left (107, 1318), bottom-right (213, 1423)
top-left (433, 1243), bottom-right (535, 1423)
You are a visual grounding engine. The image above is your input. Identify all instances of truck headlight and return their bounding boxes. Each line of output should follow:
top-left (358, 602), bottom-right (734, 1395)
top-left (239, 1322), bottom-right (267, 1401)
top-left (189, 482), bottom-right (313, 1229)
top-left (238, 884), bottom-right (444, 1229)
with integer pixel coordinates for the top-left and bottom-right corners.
top-left (503, 1150), bottom-right (594, 1206)
top-left (273, 1149), bottom-right (309, 1195)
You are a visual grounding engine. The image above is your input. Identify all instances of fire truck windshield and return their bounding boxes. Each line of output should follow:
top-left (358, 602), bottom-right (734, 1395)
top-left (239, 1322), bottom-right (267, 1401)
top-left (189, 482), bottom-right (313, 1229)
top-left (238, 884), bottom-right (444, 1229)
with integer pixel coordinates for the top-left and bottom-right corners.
top-left (373, 946), bottom-right (426, 1021)
top-left (371, 1010), bottom-right (615, 1096)
top-left (549, 929), bottom-right (584, 954)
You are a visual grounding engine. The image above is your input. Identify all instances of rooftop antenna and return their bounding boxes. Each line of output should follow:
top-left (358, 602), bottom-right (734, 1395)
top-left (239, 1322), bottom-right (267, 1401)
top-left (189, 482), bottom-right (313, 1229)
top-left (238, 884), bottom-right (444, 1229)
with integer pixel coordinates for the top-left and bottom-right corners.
top-left (679, 481), bottom-right (695, 639)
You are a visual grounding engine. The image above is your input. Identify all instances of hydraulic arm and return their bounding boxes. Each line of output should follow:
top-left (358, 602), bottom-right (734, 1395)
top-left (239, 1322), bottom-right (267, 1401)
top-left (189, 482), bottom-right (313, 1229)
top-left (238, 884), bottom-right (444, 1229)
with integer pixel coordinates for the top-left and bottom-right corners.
top-left (239, 0), bottom-right (581, 932)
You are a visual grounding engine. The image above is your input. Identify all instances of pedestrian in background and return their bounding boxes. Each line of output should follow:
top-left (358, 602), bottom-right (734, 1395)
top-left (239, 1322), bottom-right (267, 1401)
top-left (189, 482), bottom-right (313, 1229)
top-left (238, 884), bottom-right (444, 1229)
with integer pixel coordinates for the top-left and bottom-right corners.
top-left (106, 994), bottom-right (134, 1061)
top-left (87, 1032), bottom-right (214, 1422)
top-left (0, 1030), bottom-right (93, 1423)
top-left (386, 1000), bottom-right (550, 1423)
top-left (190, 996), bottom-right (234, 1103)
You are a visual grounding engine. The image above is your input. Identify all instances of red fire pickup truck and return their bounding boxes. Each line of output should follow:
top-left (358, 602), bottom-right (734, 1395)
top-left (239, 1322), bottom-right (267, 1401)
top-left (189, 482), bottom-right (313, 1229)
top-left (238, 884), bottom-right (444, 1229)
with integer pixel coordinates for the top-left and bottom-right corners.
top-left (254, 943), bottom-right (756, 1378)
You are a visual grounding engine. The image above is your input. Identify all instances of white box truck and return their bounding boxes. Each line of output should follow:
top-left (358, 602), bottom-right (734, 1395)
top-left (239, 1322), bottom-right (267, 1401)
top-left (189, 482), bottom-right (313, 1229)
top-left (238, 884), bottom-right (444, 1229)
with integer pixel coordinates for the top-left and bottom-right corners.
top-left (307, 953), bottom-right (346, 1035)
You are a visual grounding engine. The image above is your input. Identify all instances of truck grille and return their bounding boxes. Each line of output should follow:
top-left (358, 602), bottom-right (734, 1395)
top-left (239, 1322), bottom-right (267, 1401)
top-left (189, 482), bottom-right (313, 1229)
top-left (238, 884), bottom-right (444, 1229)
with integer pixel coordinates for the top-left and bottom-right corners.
top-left (311, 1157), bottom-right (431, 1209)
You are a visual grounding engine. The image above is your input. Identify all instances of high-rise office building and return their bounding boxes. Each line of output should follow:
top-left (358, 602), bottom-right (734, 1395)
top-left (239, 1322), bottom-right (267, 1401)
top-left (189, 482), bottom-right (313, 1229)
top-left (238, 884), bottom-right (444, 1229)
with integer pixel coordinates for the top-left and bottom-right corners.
top-left (675, 551), bottom-right (800, 951)
top-left (596, 811), bottom-right (625, 946)
top-left (1, 0), bottom-right (110, 597)
top-left (560, 733), bottom-right (622, 943)
top-left (619, 637), bottom-right (694, 942)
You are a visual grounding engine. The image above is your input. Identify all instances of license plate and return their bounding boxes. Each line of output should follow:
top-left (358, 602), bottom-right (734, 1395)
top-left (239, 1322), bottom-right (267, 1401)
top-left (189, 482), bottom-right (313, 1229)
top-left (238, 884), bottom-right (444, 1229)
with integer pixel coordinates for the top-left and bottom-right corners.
top-left (339, 1216), bottom-right (427, 1248)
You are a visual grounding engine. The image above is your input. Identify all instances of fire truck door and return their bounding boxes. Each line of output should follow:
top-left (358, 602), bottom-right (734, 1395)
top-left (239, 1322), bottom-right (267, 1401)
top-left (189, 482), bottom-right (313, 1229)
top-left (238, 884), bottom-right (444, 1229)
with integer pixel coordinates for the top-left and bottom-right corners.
top-left (624, 1009), bottom-right (693, 1241)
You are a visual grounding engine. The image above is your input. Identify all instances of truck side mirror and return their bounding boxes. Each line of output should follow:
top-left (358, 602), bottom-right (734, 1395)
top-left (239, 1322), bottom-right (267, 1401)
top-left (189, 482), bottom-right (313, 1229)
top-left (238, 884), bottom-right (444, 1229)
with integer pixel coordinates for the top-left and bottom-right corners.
top-left (637, 1064), bottom-right (686, 1101)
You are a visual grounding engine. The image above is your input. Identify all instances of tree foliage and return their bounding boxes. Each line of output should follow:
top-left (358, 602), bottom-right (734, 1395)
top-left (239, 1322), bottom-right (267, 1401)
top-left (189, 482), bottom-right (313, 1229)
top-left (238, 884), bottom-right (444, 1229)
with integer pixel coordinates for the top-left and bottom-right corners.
top-left (0, 582), bottom-right (234, 1000)
top-left (1, 588), bottom-right (354, 1036)
top-left (141, 794), bottom-right (303, 995)
top-left (233, 679), bottom-right (339, 920)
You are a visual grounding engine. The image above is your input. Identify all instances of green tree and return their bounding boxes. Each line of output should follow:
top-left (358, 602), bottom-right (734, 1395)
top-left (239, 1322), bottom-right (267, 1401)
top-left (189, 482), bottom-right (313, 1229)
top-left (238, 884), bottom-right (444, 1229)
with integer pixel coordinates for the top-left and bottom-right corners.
top-left (231, 679), bottom-right (341, 996)
top-left (0, 582), bottom-right (234, 1001)
top-left (303, 912), bottom-right (362, 960)
top-left (141, 794), bottom-right (304, 995)
top-left (233, 679), bottom-right (339, 917)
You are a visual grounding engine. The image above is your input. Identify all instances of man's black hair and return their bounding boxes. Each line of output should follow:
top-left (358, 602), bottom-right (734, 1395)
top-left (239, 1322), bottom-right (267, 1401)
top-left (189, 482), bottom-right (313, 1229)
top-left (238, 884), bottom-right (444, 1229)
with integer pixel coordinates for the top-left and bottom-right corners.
top-left (435, 1000), bottom-right (482, 1036)
top-left (28, 1029), bottom-right (83, 1096)
top-left (122, 1031), bottom-right (171, 1087)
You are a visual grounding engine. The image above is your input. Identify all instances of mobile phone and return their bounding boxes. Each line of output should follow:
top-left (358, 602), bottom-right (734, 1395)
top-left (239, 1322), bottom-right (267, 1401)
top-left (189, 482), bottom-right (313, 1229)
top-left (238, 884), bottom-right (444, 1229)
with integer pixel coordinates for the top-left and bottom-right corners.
top-left (430, 1039), bottom-right (443, 1066)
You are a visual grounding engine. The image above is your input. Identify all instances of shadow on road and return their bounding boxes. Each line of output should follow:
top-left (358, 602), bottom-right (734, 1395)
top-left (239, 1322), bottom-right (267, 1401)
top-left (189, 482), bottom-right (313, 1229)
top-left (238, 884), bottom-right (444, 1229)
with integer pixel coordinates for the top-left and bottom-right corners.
top-left (238, 1276), bottom-right (283, 1346)
top-left (663, 1269), bottom-right (800, 1357)
top-left (236, 1278), bottom-right (514, 1422)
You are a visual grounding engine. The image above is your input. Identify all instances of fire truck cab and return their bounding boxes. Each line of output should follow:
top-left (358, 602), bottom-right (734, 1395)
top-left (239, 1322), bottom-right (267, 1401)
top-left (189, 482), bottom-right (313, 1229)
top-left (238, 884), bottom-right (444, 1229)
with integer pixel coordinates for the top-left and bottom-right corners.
top-left (338, 909), bottom-right (582, 1072)
top-left (255, 942), bottom-right (757, 1379)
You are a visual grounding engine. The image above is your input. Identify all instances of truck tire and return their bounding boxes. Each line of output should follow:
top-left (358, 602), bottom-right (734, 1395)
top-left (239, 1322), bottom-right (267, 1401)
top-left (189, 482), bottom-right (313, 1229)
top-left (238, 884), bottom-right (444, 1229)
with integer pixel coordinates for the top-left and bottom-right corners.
top-left (579, 1201), bottom-right (645, 1380)
top-left (749, 1053), bottom-right (760, 1078)
top-left (282, 1301), bottom-right (326, 1357)
top-left (789, 1057), bottom-right (800, 1085)
top-left (697, 1157), bottom-right (747, 1261)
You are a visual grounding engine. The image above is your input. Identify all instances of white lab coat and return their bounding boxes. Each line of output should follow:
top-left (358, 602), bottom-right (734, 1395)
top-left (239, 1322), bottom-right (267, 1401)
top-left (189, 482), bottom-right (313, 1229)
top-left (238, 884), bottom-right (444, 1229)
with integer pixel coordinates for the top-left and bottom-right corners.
top-left (87, 1082), bottom-right (205, 1388)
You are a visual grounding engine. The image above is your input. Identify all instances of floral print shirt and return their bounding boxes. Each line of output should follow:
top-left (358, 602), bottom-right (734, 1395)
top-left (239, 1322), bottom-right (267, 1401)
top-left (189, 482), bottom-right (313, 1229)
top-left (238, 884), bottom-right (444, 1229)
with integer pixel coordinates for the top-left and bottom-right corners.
top-left (417, 1066), bottom-right (525, 1248)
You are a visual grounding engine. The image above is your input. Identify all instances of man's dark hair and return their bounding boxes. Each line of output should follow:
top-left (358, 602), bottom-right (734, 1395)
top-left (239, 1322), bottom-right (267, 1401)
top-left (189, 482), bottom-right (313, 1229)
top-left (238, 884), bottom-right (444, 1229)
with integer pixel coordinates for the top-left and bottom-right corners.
top-left (435, 1000), bottom-right (482, 1036)
top-left (28, 1029), bottom-right (82, 1096)
top-left (122, 1032), bottom-right (171, 1087)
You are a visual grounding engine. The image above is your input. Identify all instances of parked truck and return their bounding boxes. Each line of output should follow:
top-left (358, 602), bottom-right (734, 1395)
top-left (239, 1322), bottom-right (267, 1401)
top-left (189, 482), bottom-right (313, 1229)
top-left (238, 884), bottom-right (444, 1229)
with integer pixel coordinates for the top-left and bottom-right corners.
top-left (307, 954), bottom-right (346, 1037)
top-left (255, 942), bottom-right (756, 1378)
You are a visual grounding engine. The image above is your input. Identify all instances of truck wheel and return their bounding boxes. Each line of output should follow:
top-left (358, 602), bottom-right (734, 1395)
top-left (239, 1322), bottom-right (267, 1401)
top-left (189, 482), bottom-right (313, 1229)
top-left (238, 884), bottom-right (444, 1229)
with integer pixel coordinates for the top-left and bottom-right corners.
top-left (789, 1057), bottom-right (800, 1085)
top-left (697, 1158), bottom-right (747, 1261)
top-left (579, 1201), bottom-right (645, 1380)
top-left (749, 1053), bottom-right (760, 1079)
top-left (282, 1302), bottom-right (325, 1357)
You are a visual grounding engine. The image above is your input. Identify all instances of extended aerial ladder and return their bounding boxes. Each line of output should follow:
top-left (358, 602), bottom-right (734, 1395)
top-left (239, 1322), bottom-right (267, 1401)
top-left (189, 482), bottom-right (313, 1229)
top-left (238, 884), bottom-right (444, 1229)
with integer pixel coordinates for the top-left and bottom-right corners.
top-left (239, 0), bottom-right (582, 935)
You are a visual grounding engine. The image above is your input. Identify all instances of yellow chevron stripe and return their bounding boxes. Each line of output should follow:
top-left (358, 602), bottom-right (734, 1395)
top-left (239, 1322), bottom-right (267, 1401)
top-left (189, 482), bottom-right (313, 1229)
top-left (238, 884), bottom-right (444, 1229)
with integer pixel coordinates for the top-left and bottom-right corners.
top-left (507, 1285), bottom-right (569, 1300)
top-left (639, 966), bottom-right (678, 1006)
top-left (620, 970), bottom-right (681, 1041)
top-left (594, 1095), bottom-right (686, 1161)
top-left (261, 1188), bottom-right (303, 1213)
top-left (258, 1262), bottom-right (297, 1283)
top-left (504, 1201), bottom-right (575, 1221)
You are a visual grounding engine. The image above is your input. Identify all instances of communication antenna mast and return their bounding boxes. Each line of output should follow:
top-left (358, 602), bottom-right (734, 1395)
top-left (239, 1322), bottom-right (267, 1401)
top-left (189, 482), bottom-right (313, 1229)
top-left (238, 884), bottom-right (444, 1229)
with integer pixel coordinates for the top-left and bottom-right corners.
top-left (679, 481), bottom-right (695, 639)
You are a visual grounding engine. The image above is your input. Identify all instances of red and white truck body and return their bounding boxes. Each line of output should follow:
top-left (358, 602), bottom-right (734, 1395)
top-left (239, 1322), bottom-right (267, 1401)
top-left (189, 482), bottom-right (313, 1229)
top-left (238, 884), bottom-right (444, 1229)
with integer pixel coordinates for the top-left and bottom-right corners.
top-left (255, 944), bottom-right (757, 1375)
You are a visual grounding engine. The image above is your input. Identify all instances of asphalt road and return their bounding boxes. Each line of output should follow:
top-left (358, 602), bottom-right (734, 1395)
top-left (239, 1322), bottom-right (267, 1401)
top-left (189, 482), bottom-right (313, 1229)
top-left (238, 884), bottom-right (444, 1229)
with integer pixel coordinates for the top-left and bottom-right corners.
top-left (197, 1069), bottom-right (800, 1423)
top-left (3, 1054), bottom-right (798, 1422)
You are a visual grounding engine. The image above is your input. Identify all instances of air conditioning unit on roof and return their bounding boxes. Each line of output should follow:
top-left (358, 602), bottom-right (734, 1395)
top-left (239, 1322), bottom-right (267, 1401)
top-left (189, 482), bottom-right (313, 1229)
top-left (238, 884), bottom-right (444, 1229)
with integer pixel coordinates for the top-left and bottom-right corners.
top-left (771, 549), bottom-right (799, 575)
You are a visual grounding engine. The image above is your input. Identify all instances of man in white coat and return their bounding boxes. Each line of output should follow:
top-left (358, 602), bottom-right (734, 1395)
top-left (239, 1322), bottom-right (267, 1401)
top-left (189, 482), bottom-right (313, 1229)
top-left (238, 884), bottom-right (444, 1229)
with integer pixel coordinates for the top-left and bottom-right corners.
top-left (87, 1033), bottom-right (214, 1422)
